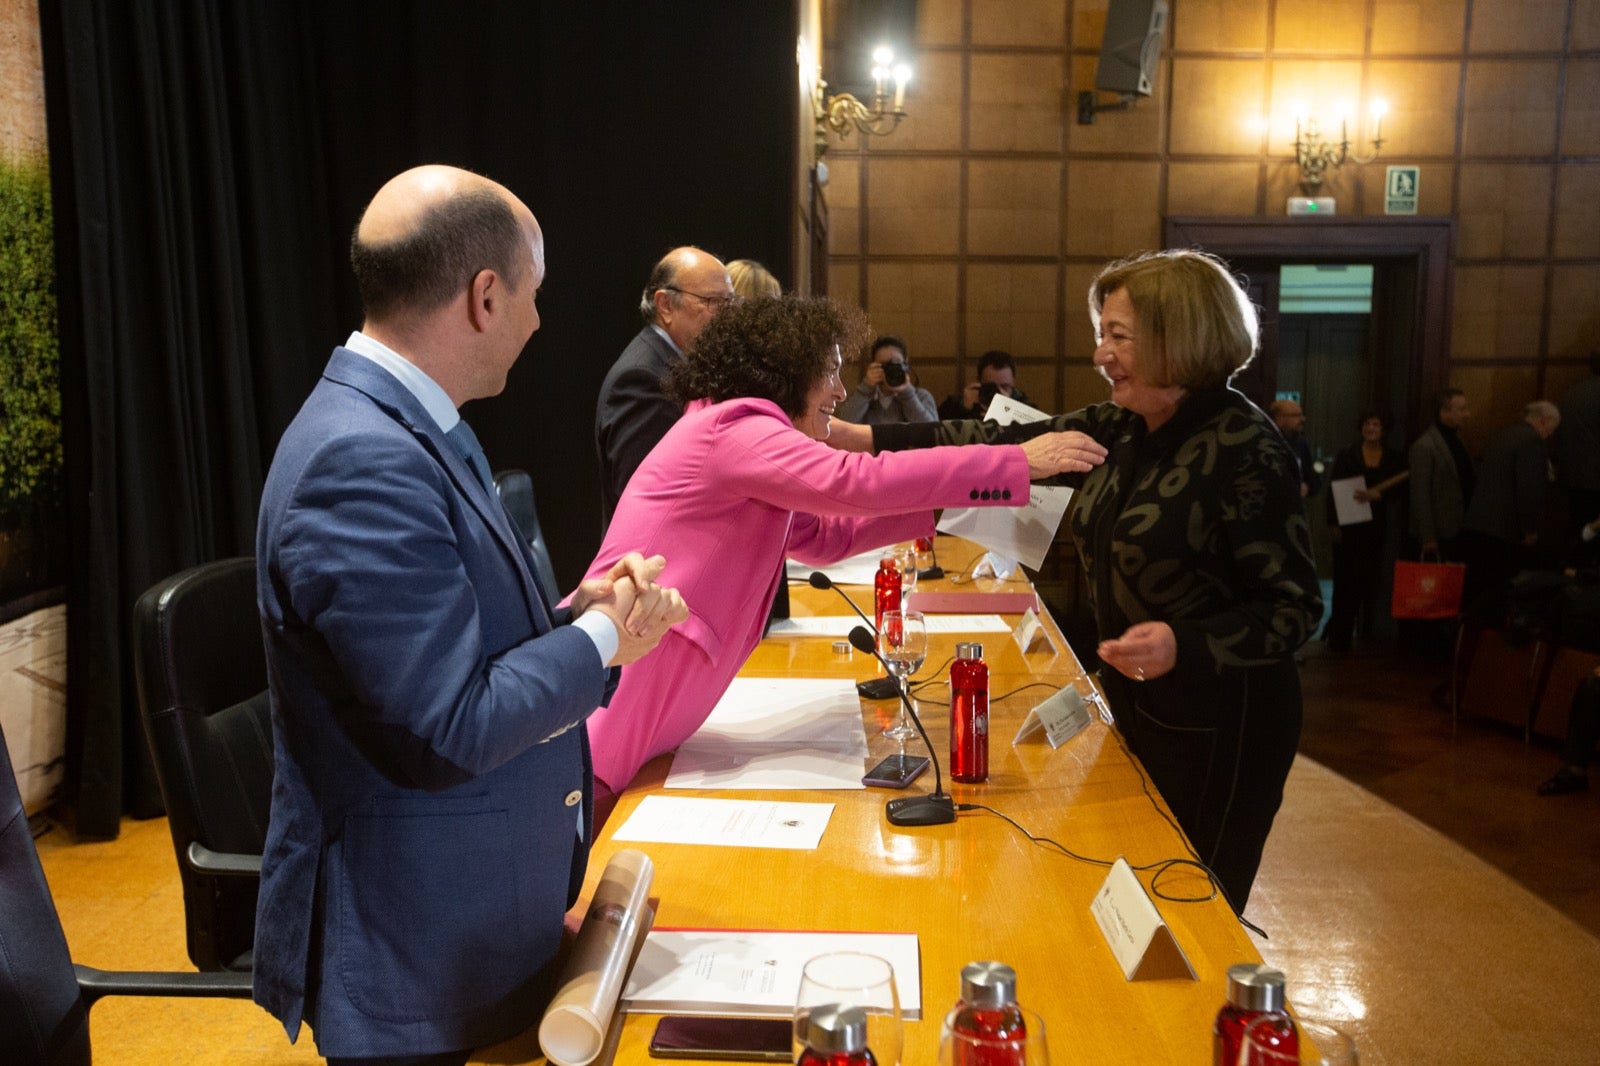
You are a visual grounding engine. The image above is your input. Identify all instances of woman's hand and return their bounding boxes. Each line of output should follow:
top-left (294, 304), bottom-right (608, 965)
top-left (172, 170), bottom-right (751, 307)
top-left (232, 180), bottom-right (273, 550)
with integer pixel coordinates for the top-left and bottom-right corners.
top-left (1354, 488), bottom-right (1379, 503)
top-left (1097, 621), bottom-right (1177, 682)
top-left (1021, 431), bottom-right (1108, 478)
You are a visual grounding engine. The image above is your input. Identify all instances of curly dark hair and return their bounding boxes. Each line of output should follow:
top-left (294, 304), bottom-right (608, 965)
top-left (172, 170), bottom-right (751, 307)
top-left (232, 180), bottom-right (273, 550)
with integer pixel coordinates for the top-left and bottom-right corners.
top-left (664, 296), bottom-right (870, 418)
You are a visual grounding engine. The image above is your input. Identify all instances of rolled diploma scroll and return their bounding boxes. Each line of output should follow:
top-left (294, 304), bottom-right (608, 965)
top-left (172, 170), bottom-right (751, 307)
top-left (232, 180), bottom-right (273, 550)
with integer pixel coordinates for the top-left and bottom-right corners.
top-left (539, 849), bottom-right (655, 1066)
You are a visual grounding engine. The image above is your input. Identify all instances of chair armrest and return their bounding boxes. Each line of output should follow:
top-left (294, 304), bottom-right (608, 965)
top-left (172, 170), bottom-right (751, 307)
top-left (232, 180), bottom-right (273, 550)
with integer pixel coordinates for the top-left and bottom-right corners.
top-left (185, 840), bottom-right (262, 877)
top-left (75, 964), bottom-right (254, 1009)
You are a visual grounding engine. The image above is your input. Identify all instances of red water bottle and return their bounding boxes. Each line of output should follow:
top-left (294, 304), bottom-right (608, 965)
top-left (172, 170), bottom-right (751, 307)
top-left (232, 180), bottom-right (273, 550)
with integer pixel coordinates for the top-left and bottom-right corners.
top-left (873, 555), bottom-right (902, 630)
top-left (950, 643), bottom-right (989, 783)
top-left (948, 961), bottom-right (1026, 1066)
top-left (796, 1003), bottom-right (878, 1066)
top-left (1214, 963), bottom-right (1298, 1066)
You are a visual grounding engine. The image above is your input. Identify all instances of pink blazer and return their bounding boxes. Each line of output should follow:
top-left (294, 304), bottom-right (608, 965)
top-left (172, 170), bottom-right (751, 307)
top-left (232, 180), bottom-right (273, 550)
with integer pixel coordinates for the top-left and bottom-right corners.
top-left (582, 397), bottom-right (1031, 793)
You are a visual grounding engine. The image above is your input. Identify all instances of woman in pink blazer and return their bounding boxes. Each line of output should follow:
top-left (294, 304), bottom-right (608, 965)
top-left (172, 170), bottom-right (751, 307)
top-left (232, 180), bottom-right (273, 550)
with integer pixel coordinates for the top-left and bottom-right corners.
top-left (580, 296), bottom-right (1106, 818)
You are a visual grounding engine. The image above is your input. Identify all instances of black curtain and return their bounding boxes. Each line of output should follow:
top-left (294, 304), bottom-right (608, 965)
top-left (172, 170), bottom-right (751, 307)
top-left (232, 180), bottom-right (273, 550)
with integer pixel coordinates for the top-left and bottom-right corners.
top-left (40, 0), bottom-right (795, 839)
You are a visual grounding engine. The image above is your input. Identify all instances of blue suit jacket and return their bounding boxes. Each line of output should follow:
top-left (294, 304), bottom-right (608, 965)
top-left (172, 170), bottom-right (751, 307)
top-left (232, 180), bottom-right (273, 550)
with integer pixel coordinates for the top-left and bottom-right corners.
top-left (253, 348), bottom-right (614, 1057)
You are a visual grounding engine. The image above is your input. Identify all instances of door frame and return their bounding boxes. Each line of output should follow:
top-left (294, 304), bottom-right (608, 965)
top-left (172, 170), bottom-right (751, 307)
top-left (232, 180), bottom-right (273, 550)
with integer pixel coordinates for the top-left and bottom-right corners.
top-left (1164, 216), bottom-right (1454, 440)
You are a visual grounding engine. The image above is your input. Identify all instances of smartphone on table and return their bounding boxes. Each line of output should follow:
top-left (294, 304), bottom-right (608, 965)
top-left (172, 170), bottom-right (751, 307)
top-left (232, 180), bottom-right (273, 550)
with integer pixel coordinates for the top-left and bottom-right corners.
top-left (861, 752), bottom-right (930, 789)
top-left (648, 1016), bottom-right (792, 1061)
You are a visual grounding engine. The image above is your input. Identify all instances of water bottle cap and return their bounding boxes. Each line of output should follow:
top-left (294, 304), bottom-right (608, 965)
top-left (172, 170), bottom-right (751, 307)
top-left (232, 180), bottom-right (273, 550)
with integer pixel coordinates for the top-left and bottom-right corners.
top-left (959, 961), bottom-right (1017, 1008)
top-left (804, 1003), bottom-right (868, 1053)
top-left (1225, 963), bottom-right (1287, 1012)
top-left (955, 642), bottom-right (983, 660)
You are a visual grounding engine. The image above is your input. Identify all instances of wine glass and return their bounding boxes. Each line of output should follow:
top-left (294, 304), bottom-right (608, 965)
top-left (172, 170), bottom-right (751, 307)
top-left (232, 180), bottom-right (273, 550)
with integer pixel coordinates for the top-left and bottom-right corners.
top-left (938, 1007), bottom-right (1050, 1066)
top-left (895, 544), bottom-right (919, 602)
top-left (1240, 1016), bottom-right (1358, 1065)
top-left (878, 610), bottom-right (926, 741)
top-left (793, 951), bottom-right (903, 1066)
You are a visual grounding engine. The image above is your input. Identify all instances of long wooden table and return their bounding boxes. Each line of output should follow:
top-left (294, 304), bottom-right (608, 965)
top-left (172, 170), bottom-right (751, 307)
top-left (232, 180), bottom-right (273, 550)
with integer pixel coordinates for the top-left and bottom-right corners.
top-left (578, 538), bottom-right (1262, 1064)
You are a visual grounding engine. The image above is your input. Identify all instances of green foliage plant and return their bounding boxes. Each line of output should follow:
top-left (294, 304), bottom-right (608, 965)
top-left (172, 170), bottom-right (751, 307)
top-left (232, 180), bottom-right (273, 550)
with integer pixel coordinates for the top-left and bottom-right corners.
top-left (0, 155), bottom-right (62, 521)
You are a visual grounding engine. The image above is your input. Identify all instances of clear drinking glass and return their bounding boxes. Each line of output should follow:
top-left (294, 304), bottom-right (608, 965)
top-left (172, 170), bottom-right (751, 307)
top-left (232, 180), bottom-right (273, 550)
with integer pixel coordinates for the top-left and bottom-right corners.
top-left (895, 544), bottom-right (919, 601)
top-left (938, 1006), bottom-right (1050, 1066)
top-left (793, 951), bottom-right (903, 1066)
top-left (878, 609), bottom-right (926, 741)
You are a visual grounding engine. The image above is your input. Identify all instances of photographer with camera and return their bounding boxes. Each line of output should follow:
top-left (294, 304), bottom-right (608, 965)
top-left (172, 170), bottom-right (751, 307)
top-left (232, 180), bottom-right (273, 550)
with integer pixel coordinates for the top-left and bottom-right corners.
top-left (838, 334), bottom-right (939, 425)
top-left (941, 349), bottom-right (1031, 419)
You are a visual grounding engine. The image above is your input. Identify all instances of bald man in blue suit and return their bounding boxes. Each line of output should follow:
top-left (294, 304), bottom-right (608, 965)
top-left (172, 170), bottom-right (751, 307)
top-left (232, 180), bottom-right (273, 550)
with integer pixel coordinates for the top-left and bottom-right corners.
top-left (253, 165), bottom-right (686, 1065)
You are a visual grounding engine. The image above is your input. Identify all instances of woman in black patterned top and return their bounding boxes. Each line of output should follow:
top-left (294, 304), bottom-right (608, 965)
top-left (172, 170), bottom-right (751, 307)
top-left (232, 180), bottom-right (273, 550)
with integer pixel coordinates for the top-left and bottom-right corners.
top-left (873, 250), bottom-right (1321, 911)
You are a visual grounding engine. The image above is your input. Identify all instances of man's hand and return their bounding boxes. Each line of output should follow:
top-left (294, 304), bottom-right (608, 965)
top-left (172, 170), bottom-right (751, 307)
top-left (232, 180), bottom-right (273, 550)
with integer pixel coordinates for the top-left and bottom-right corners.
top-left (1020, 431), bottom-right (1108, 479)
top-left (962, 380), bottom-right (983, 408)
top-left (572, 552), bottom-right (689, 665)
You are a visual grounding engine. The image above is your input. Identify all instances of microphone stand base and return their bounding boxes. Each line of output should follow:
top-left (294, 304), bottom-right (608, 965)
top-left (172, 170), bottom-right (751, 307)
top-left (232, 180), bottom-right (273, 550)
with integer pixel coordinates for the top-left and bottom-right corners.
top-left (857, 676), bottom-right (902, 700)
top-left (886, 793), bottom-right (957, 826)
top-left (917, 567), bottom-right (945, 581)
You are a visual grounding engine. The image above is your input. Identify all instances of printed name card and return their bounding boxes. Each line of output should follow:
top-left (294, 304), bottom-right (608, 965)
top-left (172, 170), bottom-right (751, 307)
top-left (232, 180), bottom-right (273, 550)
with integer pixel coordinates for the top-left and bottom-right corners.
top-left (1089, 858), bottom-right (1196, 982)
top-left (1013, 686), bottom-right (1092, 748)
top-left (1011, 608), bottom-right (1054, 655)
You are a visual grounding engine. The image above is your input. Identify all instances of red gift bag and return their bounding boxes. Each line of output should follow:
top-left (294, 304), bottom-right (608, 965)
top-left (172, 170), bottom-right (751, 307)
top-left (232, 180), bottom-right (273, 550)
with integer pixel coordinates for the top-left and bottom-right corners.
top-left (1391, 560), bottom-right (1467, 620)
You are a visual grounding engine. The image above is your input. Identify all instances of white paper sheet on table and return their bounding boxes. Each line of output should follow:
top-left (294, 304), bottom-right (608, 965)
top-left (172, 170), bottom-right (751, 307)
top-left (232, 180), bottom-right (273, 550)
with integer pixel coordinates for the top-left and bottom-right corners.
top-left (622, 929), bottom-right (923, 1018)
top-left (666, 677), bottom-right (868, 790)
top-left (764, 614), bottom-right (1011, 638)
top-left (936, 394), bottom-right (1073, 571)
top-left (610, 796), bottom-right (833, 849)
top-left (786, 549), bottom-right (889, 587)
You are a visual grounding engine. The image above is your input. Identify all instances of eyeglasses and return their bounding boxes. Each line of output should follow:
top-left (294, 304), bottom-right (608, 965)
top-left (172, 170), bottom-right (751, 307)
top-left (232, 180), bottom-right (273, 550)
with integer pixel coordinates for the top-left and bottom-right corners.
top-left (663, 286), bottom-right (741, 311)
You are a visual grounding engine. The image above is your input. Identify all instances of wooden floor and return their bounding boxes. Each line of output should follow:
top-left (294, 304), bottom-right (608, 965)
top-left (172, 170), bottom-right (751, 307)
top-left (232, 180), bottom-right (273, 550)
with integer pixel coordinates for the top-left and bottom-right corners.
top-left (30, 636), bottom-right (1600, 1064)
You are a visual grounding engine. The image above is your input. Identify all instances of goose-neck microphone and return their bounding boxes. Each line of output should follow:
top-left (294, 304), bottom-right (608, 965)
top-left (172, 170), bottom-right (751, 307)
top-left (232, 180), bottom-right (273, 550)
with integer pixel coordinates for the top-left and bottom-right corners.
top-left (808, 572), bottom-right (901, 700)
top-left (848, 625), bottom-right (957, 826)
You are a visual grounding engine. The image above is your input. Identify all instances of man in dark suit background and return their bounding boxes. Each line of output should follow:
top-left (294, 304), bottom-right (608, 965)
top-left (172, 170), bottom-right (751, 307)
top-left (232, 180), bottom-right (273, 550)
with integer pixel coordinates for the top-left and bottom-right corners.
top-left (254, 165), bottom-right (687, 1066)
top-left (1408, 387), bottom-right (1475, 561)
top-left (1460, 400), bottom-right (1561, 620)
top-left (594, 246), bottom-right (734, 530)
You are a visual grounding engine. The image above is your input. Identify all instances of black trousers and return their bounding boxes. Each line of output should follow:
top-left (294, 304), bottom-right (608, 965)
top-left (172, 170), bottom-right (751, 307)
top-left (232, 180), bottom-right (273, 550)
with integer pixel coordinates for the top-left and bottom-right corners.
top-left (1101, 658), bottom-right (1302, 913)
top-left (1325, 521), bottom-right (1385, 648)
top-left (1562, 676), bottom-right (1600, 770)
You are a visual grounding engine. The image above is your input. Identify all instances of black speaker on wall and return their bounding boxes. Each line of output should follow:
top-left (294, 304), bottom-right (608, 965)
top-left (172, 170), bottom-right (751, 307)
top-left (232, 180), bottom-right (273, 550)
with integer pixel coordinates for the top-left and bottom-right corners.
top-left (1077, 0), bottom-right (1167, 124)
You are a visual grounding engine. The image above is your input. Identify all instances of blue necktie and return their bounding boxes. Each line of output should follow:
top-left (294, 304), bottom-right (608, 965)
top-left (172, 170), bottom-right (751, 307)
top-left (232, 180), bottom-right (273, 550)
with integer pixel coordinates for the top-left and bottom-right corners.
top-left (446, 419), bottom-right (496, 496)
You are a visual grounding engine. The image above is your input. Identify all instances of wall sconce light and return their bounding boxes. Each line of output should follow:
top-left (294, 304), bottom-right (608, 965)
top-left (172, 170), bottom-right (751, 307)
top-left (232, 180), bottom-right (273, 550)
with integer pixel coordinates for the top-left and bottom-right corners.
top-left (1294, 101), bottom-right (1387, 195)
top-left (814, 45), bottom-right (911, 156)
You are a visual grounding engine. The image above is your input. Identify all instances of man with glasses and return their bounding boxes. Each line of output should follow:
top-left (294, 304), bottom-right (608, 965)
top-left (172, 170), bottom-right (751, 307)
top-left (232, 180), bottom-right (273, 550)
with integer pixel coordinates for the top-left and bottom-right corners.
top-left (596, 245), bottom-right (735, 530)
top-left (838, 334), bottom-right (938, 425)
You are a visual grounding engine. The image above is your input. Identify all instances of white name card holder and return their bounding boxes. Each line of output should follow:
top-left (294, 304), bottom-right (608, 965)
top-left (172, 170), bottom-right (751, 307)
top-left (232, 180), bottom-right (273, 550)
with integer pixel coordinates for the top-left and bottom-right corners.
top-left (1089, 857), bottom-right (1196, 982)
top-left (1011, 608), bottom-right (1054, 656)
top-left (1013, 686), bottom-right (1092, 748)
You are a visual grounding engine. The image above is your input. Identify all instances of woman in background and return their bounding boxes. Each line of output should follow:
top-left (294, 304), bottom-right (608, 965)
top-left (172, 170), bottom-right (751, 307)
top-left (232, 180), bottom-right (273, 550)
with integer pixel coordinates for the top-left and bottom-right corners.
top-left (727, 258), bottom-right (781, 300)
top-left (1323, 411), bottom-right (1406, 652)
top-left (872, 250), bottom-right (1321, 910)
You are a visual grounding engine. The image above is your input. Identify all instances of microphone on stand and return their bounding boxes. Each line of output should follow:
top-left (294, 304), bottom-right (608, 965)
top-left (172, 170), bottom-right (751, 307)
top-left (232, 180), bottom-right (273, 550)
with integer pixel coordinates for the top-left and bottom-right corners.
top-left (918, 537), bottom-right (945, 582)
top-left (848, 625), bottom-right (956, 827)
top-left (809, 572), bottom-right (900, 700)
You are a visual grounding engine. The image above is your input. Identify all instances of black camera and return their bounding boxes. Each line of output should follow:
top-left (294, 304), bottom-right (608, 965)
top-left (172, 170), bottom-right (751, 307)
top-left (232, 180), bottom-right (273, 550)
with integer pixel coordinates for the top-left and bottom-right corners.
top-left (882, 360), bottom-right (907, 387)
top-left (977, 381), bottom-right (1000, 410)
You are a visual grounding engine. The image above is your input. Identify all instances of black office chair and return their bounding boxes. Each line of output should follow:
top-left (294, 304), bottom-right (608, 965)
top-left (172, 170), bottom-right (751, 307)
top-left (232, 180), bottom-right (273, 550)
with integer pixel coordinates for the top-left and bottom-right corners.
top-left (0, 724), bottom-right (253, 1066)
top-left (133, 557), bottom-right (273, 972)
top-left (494, 468), bottom-right (563, 607)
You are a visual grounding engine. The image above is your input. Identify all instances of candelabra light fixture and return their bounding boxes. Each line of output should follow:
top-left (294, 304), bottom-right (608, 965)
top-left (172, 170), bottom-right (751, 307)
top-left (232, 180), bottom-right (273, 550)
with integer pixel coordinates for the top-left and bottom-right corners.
top-left (1293, 101), bottom-right (1387, 195)
top-left (814, 45), bottom-right (911, 156)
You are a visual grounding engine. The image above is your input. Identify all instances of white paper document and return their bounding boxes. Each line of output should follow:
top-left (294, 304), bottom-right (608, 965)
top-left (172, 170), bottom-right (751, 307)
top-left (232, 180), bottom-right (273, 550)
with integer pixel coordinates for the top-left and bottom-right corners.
top-left (787, 549), bottom-right (888, 587)
top-left (936, 395), bottom-right (1072, 570)
top-left (666, 678), bottom-right (868, 790)
top-left (764, 614), bottom-right (1011, 638)
top-left (611, 796), bottom-right (834, 849)
top-left (1330, 475), bottom-right (1374, 526)
top-left (622, 929), bottom-right (923, 1018)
